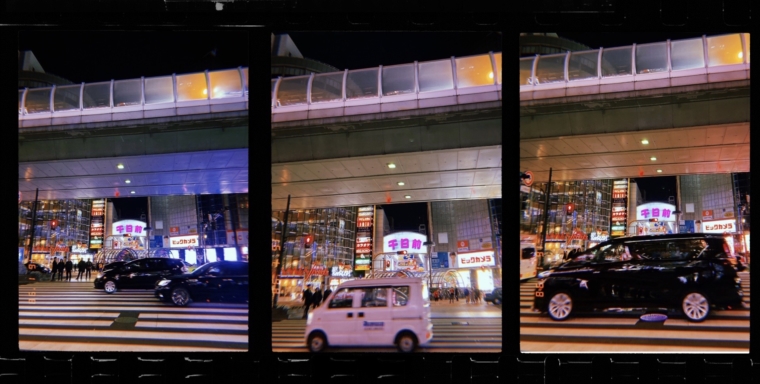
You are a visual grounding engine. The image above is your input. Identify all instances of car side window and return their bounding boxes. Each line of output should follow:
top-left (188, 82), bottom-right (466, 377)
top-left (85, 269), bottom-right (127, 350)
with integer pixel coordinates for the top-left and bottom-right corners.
top-left (226, 264), bottom-right (248, 276)
top-left (329, 288), bottom-right (358, 309)
top-left (595, 243), bottom-right (624, 263)
top-left (392, 287), bottom-right (410, 307)
top-left (522, 248), bottom-right (535, 260)
top-left (360, 287), bottom-right (388, 308)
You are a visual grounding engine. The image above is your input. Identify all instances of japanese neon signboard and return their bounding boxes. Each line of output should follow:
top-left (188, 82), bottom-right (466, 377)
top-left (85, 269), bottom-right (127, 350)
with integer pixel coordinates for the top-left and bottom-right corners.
top-left (383, 231), bottom-right (428, 254)
top-left (635, 202), bottom-right (676, 222)
top-left (112, 220), bottom-right (147, 236)
top-left (89, 199), bottom-right (105, 249)
top-left (702, 219), bottom-right (737, 234)
top-left (169, 235), bottom-right (199, 248)
top-left (457, 250), bottom-right (496, 268)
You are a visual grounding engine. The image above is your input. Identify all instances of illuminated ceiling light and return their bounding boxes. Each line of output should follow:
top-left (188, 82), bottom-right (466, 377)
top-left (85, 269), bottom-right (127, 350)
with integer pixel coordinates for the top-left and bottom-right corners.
top-left (405, 195), bottom-right (411, 199)
top-left (488, 72), bottom-right (493, 79)
top-left (117, 164), bottom-right (124, 169)
top-left (650, 157), bottom-right (657, 161)
top-left (397, 182), bottom-right (405, 186)
top-left (387, 163), bottom-right (396, 169)
top-left (125, 179), bottom-right (131, 184)
top-left (641, 139), bottom-right (649, 145)
top-left (203, 89), bottom-right (208, 95)
top-left (657, 169), bottom-right (663, 173)
top-left (130, 191), bottom-right (136, 194)
top-left (739, 52), bottom-right (743, 59)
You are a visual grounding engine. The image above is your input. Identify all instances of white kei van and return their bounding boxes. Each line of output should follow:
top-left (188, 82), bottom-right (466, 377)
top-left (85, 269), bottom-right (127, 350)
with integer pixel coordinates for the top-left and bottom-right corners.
top-left (304, 277), bottom-right (433, 353)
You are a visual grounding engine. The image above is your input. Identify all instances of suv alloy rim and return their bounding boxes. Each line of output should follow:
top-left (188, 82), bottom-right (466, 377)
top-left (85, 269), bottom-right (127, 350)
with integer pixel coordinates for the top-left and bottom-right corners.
top-left (104, 281), bottom-right (116, 293)
top-left (683, 293), bottom-right (708, 320)
top-left (172, 289), bottom-right (189, 306)
top-left (549, 293), bottom-right (572, 319)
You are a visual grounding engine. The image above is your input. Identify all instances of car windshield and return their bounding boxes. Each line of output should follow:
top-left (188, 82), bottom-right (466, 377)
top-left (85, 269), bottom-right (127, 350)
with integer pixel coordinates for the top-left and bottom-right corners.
top-left (192, 263), bottom-right (221, 275)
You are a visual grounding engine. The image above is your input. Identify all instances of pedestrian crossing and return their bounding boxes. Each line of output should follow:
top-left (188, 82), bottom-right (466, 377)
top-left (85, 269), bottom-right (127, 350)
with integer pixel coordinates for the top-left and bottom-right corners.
top-left (19, 282), bottom-right (248, 352)
top-left (273, 317), bottom-right (502, 353)
top-left (520, 271), bottom-right (750, 352)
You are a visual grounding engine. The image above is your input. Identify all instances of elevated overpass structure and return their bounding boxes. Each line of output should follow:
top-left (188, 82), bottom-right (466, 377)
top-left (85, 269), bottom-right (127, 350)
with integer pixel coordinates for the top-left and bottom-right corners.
top-left (520, 33), bottom-right (750, 182)
top-left (18, 67), bottom-right (249, 201)
top-left (271, 52), bottom-right (503, 210)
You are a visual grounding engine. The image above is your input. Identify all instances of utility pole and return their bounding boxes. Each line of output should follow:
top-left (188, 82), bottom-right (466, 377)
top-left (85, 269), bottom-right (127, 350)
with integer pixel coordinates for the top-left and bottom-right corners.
top-left (539, 168), bottom-right (553, 269)
top-left (26, 188), bottom-right (39, 264)
top-left (273, 195), bottom-right (291, 308)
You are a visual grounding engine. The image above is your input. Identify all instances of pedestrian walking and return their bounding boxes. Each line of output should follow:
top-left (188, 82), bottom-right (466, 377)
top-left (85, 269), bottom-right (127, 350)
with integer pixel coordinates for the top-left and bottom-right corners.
top-left (323, 287), bottom-right (333, 305)
top-left (464, 287), bottom-right (470, 303)
top-left (85, 258), bottom-right (93, 280)
top-left (312, 288), bottom-right (323, 309)
top-left (302, 285), bottom-right (313, 319)
top-left (449, 287), bottom-right (454, 303)
top-left (64, 258), bottom-right (73, 281)
top-left (56, 258), bottom-right (64, 281)
top-left (51, 259), bottom-right (59, 282)
top-left (76, 258), bottom-right (85, 280)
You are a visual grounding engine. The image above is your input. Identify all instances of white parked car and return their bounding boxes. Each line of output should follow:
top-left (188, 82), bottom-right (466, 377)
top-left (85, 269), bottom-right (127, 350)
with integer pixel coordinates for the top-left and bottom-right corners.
top-left (304, 277), bottom-right (433, 353)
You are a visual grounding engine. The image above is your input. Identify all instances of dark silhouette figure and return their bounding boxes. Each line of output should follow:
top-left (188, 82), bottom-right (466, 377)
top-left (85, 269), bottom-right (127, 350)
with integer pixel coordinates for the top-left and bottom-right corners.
top-left (56, 258), bottom-right (64, 281)
top-left (76, 259), bottom-right (86, 280)
top-left (85, 259), bottom-right (93, 280)
top-left (64, 258), bottom-right (73, 281)
top-left (51, 259), bottom-right (59, 281)
top-left (323, 288), bottom-right (333, 305)
top-left (312, 288), bottom-right (323, 309)
top-left (302, 285), bottom-right (313, 319)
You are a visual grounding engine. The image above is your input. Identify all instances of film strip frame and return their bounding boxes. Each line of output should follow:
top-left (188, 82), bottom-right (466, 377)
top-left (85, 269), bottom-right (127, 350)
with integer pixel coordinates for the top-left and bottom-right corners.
top-left (3, 1), bottom-right (757, 382)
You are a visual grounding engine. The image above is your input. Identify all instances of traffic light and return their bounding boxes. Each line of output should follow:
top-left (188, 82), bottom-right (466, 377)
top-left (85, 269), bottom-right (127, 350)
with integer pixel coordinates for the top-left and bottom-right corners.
top-left (565, 203), bottom-right (575, 215)
top-left (50, 220), bottom-right (58, 230)
top-left (305, 235), bottom-right (313, 246)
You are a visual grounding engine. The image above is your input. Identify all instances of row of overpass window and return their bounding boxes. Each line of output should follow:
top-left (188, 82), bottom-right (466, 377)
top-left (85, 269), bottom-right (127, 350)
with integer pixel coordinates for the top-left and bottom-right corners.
top-left (19, 67), bottom-right (248, 115)
top-left (272, 52), bottom-right (502, 107)
top-left (520, 33), bottom-right (749, 86)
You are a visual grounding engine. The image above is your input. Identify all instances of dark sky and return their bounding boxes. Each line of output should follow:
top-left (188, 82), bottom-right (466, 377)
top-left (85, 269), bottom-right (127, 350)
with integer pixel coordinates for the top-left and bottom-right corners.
top-left (18, 30), bottom-right (249, 84)
top-left (633, 177), bottom-right (678, 204)
top-left (379, 203), bottom-right (428, 233)
top-left (111, 197), bottom-right (148, 221)
top-left (276, 32), bottom-right (502, 71)
top-left (558, 32), bottom-right (712, 50)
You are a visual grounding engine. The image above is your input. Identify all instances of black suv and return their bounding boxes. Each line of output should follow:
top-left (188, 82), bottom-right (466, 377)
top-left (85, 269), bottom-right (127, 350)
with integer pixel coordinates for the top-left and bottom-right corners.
top-left (533, 233), bottom-right (744, 322)
top-left (94, 257), bottom-right (186, 293)
top-left (25, 262), bottom-right (52, 275)
top-left (155, 261), bottom-right (248, 306)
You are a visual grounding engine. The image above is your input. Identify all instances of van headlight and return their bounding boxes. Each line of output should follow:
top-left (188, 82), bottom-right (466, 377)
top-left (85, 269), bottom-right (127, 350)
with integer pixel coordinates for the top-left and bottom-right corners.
top-left (157, 279), bottom-right (171, 287)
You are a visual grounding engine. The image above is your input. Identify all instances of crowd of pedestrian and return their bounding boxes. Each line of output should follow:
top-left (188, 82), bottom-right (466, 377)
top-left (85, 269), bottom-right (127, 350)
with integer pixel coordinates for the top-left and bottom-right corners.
top-left (300, 284), bottom-right (333, 318)
top-left (49, 257), bottom-right (93, 282)
top-left (430, 286), bottom-right (482, 304)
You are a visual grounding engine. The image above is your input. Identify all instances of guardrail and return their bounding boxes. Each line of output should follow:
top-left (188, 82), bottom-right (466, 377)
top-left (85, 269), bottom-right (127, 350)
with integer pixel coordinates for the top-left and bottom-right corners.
top-left (520, 33), bottom-right (749, 92)
top-left (19, 67), bottom-right (248, 122)
top-left (271, 52), bottom-right (502, 114)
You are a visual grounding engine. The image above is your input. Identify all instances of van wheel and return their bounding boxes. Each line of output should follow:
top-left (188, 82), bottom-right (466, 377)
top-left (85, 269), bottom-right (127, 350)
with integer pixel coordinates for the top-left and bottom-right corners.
top-left (547, 291), bottom-right (573, 321)
top-left (682, 292), bottom-right (710, 322)
top-left (308, 332), bottom-right (327, 353)
top-left (104, 280), bottom-right (117, 294)
top-left (396, 332), bottom-right (418, 353)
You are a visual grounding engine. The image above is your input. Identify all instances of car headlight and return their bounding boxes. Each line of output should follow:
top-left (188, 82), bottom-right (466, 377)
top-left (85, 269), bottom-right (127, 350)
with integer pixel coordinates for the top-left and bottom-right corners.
top-left (96, 273), bottom-right (103, 279)
top-left (157, 279), bottom-right (171, 287)
top-left (538, 270), bottom-right (552, 279)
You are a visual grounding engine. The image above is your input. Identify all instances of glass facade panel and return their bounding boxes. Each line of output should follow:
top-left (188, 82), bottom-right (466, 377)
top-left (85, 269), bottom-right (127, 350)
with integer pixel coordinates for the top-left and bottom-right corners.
top-left (310, 72), bottom-right (344, 103)
top-left (535, 53), bottom-right (566, 84)
top-left (520, 57), bottom-right (534, 85)
top-left (679, 174), bottom-right (736, 223)
top-left (455, 54), bottom-right (495, 88)
top-left (670, 38), bottom-right (705, 71)
top-left (209, 69), bottom-right (243, 99)
top-left (568, 50), bottom-right (599, 81)
top-left (636, 42), bottom-right (668, 74)
top-left (706, 34), bottom-right (744, 67)
top-left (53, 85), bottom-right (81, 112)
top-left (381, 64), bottom-right (415, 96)
top-left (176, 72), bottom-right (208, 101)
top-left (242, 68), bottom-right (248, 92)
top-left (276, 75), bottom-right (310, 106)
top-left (82, 82), bottom-right (111, 109)
top-left (494, 52), bottom-right (502, 85)
top-left (25, 88), bottom-right (52, 113)
top-left (345, 68), bottom-right (379, 99)
top-left (418, 59), bottom-right (454, 92)
top-left (144, 76), bottom-right (174, 104)
top-left (113, 79), bottom-right (142, 107)
top-left (601, 46), bottom-right (633, 77)
top-left (745, 33), bottom-right (750, 63)
top-left (19, 199), bottom-right (93, 266)
top-left (271, 79), bottom-right (277, 101)
top-left (19, 90), bottom-right (24, 113)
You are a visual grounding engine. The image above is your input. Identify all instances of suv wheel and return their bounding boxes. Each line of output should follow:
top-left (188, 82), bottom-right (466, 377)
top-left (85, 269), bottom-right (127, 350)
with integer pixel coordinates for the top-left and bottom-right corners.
top-left (104, 280), bottom-right (117, 294)
top-left (682, 292), bottom-right (710, 322)
top-left (547, 291), bottom-right (573, 321)
top-left (308, 332), bottom-right (327, 353)
top-left (396, 332), bottom-right (418, 353)
top-left (171, 287), bottom-right (191, 306)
